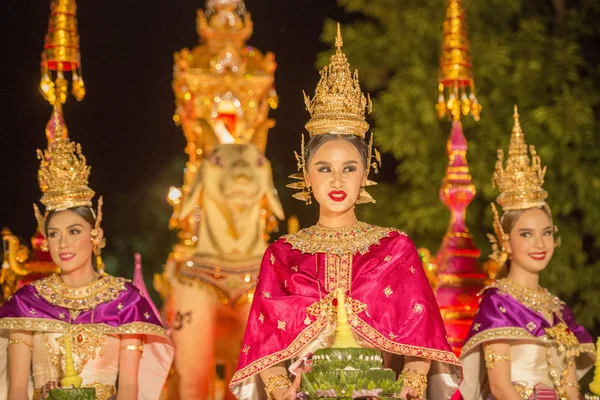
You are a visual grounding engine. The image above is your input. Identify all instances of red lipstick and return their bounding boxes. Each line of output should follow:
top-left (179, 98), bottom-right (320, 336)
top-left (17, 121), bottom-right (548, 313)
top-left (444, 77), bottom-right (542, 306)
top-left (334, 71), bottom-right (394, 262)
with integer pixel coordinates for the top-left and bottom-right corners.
top-left (328, 190), bottom-right (347, 202)
top-left (59, 252), bottom-right (75, 261)
top-left (529, 252), bottom-right (547, 261)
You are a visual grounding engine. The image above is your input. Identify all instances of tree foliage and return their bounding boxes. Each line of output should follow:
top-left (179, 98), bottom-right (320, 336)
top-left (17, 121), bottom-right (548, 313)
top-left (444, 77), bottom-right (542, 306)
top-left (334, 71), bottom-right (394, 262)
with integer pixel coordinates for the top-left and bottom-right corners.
top-left (320, 0), bottom-right (600, 328)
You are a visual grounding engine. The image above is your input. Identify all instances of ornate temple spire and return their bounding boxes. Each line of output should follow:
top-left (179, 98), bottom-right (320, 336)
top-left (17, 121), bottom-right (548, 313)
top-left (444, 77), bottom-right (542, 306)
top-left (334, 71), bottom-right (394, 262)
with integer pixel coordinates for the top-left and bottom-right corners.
top-left (39, 0), bottom-right (85, 104)
top-left (435, 0), bottom-right (481, 121)
top-left (420, 0), bottom-right (489, 355)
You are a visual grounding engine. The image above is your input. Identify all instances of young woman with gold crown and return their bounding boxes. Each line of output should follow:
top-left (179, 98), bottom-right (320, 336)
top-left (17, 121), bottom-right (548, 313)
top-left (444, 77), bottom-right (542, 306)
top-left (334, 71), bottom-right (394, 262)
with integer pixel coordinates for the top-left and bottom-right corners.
top-left (0, 104), bottom-right (174, 400)
top-left (229, 24), bottom-right (462, 400)
top-left (459, 107), bottom-right (596, 400)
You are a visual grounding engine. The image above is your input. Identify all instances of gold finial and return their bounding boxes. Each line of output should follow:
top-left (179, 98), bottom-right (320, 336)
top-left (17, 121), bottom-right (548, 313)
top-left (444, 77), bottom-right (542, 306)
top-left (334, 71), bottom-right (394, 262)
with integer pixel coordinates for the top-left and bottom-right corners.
top-left (436, 0), bottom-right (481, 121)
top-left (492, 105), bottom-right (547, 211)
top-left (39, 0), bottom-right (86, 104)
top-left (332, 289), bottom-right (360, 348)
top-left (335, 22), bottom-right (343, 49)
top-left (303, 23), bottom-right (371, 138)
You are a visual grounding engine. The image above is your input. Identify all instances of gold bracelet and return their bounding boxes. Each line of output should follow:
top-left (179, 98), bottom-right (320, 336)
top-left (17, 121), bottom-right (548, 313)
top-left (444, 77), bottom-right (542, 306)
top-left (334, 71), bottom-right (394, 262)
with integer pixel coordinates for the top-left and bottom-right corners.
top-left (8, 339), bottom-right (32, 352)
top-left (264, 374), bottom-right (292, 400)
top-left (565, 381), bottom-right (580, 389)
top-left (483, 345), bottom-right (511, 369)
top-left (120, 344), bottom-right (144, 357)
top-left (402, 368), bottom-right (428, 397)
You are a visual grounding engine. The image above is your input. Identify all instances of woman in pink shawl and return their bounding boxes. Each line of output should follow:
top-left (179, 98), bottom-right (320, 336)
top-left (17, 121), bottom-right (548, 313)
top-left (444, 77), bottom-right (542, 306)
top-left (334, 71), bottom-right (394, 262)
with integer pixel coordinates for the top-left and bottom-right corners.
top-left (229, 25), bottom-right (462, 400)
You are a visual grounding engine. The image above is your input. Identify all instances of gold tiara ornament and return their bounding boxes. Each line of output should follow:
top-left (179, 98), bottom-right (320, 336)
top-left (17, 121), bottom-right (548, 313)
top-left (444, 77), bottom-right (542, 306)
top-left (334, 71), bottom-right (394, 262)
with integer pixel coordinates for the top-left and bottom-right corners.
top-left (36, 104), bottom-right (95, 212)
top-left (492, 106), bottom-right (547, 211)
top-left (303, 23), bottom-right (372, 138)
top-left (489, 106), bottom-right (555, 263)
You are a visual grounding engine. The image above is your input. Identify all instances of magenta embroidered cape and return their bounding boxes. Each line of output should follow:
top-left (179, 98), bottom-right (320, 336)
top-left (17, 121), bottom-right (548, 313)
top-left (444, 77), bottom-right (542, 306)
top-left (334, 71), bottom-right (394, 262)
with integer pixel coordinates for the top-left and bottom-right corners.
top-left (230, 224), bottom-right (462, 399)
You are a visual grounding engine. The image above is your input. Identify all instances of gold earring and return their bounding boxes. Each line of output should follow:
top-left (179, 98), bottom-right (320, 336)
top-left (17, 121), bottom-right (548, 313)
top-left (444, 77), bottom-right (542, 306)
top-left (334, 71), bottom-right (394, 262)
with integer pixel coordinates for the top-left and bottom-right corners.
top-left (41, 239), bottom-right (49, 252)
top-left (355, 187), bottom-right (375, 204)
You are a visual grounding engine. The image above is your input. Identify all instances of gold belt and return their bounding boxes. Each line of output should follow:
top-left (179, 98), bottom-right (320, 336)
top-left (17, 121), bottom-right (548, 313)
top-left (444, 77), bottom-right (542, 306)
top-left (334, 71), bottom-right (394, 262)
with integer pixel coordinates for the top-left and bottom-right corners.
top-left (34, 381), bottom-right (116, 400)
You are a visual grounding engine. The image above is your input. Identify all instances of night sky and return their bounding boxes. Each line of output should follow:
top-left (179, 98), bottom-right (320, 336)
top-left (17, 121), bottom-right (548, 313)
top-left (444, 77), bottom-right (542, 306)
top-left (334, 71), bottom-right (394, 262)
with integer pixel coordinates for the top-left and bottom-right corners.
top-left (0, 1), bottom-right (354, 240)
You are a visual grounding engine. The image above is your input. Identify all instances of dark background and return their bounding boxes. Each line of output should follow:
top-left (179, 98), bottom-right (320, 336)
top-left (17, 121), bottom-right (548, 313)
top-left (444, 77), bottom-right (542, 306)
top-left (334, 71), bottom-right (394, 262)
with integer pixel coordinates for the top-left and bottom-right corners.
top-left (0, 0), bottom-right (358, 243)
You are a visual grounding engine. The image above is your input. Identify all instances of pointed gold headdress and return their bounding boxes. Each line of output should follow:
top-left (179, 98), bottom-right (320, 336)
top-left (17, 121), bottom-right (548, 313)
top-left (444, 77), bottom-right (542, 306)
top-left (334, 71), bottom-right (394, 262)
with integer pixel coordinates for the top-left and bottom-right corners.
top-left (289, 23), bottom-right (380, 204)
top-left (303, 23), bottom-right (372, 138)
top-left (33, 103), bottom-right (105, 266)
top-left (489, 106), bottom-right (554, 263)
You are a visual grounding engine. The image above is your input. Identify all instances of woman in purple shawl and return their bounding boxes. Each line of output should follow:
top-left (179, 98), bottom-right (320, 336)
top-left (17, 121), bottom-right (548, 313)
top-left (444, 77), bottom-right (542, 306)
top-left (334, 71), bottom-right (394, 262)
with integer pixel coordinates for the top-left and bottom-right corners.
top-left (459, 107), bottom-right (595, 400)
top-left (0, 105), bottom-right (173, 400)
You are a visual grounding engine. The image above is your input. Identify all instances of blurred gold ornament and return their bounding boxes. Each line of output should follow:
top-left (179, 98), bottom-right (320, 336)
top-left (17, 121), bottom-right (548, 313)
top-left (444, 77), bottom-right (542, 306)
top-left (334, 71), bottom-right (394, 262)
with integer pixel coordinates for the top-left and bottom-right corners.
top-left (39, 0), bottom-right (85, 104)
top-left (437, 0), bottom-right (481, 121)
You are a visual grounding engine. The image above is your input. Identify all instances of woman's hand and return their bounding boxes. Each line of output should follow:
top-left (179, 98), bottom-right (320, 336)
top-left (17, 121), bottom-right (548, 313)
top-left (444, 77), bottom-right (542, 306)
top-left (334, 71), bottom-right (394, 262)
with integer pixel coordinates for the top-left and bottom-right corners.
top-left (398, 386), bottom-right (422, 399)
top-left (273, 372), bottom-right (302, 400)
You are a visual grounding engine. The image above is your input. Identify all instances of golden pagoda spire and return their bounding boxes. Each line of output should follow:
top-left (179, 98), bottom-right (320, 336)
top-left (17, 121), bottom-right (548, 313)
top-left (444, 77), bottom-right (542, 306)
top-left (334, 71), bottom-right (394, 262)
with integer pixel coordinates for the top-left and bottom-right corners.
top-left (39, 0), bottom-right (86, 104)
top-left (435, 0), bottom-right (481, 121)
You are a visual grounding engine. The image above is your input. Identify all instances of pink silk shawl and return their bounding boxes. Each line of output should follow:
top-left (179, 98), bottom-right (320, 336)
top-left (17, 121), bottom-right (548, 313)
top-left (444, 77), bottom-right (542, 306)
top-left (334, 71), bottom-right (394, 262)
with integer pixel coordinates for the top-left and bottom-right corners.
top-left (230, 229), bottom-right (462, 399)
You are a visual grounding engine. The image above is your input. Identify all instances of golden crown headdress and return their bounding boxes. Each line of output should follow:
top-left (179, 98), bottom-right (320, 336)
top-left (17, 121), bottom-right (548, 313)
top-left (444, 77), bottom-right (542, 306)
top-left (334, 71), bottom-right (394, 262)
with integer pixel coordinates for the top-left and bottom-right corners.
top-left (33, 103), bottom-right (103, 240)
top-left (288, 24), bottom-right (381, 205)
top-left (303, 23), bottom-right (372, 138)
top-left (489, 106), bottom-right (554, 264)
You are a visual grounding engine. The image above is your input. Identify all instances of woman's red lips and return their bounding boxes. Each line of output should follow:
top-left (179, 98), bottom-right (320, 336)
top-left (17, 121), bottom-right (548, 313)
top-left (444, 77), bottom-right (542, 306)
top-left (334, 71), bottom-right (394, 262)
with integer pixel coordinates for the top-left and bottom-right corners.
top-left (328, 190), bottom-right (347, 202)
top-left (529, 252), bottom-right (547, 261)
top-left (59, 253), bottom-right (75, 261)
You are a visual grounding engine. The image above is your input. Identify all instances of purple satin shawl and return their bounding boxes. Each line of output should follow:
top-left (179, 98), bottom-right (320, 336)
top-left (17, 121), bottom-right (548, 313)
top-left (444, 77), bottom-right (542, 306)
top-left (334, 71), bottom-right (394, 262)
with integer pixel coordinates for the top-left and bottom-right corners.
top-left (464, 288), bottom-right (593, 346)
top-left (0, 281), bottom-right (163, 331)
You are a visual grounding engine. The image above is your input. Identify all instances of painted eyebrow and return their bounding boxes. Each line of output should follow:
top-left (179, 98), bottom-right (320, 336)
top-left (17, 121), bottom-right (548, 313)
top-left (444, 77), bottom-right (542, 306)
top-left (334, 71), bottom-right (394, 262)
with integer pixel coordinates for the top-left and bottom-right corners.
top-left (313, 160), bottom-right (359, 165)
top-left (517, 226), bottom-right (553, 232)
top-left (47, 223), bottom-right (85, 231)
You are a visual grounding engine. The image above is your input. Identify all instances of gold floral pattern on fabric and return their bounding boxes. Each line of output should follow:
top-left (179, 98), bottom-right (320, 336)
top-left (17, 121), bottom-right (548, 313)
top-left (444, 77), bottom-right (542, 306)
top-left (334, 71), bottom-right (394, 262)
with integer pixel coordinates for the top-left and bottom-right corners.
top-left (325, 253), bottom-right (353, 293)
top-left (384, 286), bottom-right (393, 297)
top-left (283, 222), bottom-right (401, 255)
top-left (462, 327), bottom-right (535, 355)
top-left (473, 323), bottom-right (481, 331)
top-left (526, 321), bottom-right (537, 332)
top-left (545, 322), bottom-right (580, 355)
top-left (306, 291), bottom-right (367, 323)
top-left (259, 313), bottom-right (265, 323)
top-left (413, 303), bottom-right (424, 314)
top-left (277, 320), bottom-right (287, 331)
top-left (353, 317), bottom-right (461, 365)
top-left (33, 274), bottom-right (128, 311)
top-left (242, 344), bottom-right (250, 355)
top-left (44, 325), bottom-right (105, 374)
top-left (231, 318), bottom-right (328, 385)
top-left (0, 318), bottom-right (169, 338)
top-left (490, 278), bottom-right (563, 323)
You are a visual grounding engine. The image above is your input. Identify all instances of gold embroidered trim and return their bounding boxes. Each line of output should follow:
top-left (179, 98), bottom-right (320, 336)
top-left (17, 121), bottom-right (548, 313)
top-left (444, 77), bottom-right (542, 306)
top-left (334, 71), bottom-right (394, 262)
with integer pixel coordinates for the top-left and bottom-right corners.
top-left (488, 278), bottom-right (563, 323)
top-left (325, 253), bottom-right (353, 292)
top-left (352, 317), bottom-right (461, 365)
top-left (32, 273), bottom-right (129, 311)
top-left (461, 327), bottom-right (535, 355)
top-left (283, 222), bottom-right (401, 255)
top-left (581, 343), bottom-right (596, 354)
top-left (0, 318), bottom-right (169, 338)
top-left (45, 325), bottom-right (106, 375)
top-left (230, 318), bottom-right (327, 385)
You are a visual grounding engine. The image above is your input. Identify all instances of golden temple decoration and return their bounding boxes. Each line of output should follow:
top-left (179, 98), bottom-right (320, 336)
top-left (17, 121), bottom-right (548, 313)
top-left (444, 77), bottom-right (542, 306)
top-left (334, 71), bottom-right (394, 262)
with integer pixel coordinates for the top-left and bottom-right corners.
top-left (60, 328), bottom-right (83, 388)
top-left (332, 289), bottom-right (360, 348)
top-left (492, 106), bottom-right (548, 211)
top-left (303, 23), bottom-right (372, 138)
top-left (39, 0), bottom-right (86, 104)
top-left (436, 0), bottom-right (481, 121)
top-left (171, 0), bottom-right (278, 239)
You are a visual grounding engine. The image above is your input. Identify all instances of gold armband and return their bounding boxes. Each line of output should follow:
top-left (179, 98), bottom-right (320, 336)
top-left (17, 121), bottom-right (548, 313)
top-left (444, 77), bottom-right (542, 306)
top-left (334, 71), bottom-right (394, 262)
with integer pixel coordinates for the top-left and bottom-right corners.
top-left (565, 381), bottom-right (580, 389)
top-left (120, 344), bottom-right (144, 357)
top-left (264, 373), bottom-right (292, 400)
top-left (484, 345), bottom-right (511, 369)
top-left (402, 368), bottom-right (428, 397)
top-left (8, 339), bottom-right (32, 352)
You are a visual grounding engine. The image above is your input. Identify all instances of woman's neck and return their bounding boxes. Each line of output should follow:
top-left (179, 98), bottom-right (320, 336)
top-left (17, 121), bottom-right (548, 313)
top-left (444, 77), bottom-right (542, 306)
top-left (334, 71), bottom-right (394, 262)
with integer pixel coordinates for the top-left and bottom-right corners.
top-left (60, 266), bottom-right (98, 288)
top-left (506, 266), bottom-right (540, 290)
top-left (317, 206), bottom-right (359, 229)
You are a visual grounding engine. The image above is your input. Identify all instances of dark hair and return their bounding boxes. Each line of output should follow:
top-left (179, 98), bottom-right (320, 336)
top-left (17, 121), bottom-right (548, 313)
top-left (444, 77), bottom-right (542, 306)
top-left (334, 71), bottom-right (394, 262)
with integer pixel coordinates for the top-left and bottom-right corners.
top-left (496, 205), bottom-right (552, 278)
top-left (45, 207), bottom-right (98, 269)
top-left (304, 133), bottom-right (368, 168)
